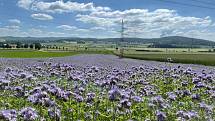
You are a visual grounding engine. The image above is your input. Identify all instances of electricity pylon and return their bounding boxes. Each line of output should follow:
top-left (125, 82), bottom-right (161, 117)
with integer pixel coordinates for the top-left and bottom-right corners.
top-left (119, 19), bottom-right (125, 58)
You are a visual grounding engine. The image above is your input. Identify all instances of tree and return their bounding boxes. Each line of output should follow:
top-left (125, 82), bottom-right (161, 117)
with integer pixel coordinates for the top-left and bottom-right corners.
top-left (5, 44), bottom-right (11, 48)
top-left (16, 42), bottom-right (22, 48)
top-left (24, 44), bottom-right (29, 48)
top-left (30, 44), bottom-right (34, 49)
top-left (34, 43), bottom-right (42, 50)
top-left (0, 42), bottom-right (3, 48)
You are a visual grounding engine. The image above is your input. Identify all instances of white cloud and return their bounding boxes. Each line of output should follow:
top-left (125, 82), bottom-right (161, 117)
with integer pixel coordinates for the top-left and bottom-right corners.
top-left (3, 19), bottom-right (22, 31)
top-left (75, 28), bottom-right (90, 33)
top-left (8, 19), bottom-right (21, 25)
top-left (32, 1), bottom-right (111, 13)
top-left (57, 25), bottom-right (77, 31)
top-left (0, 26), bottom-right (68, 37)
top-left (17, 0), bottom-right (35, 10)
top-left (29, 28), bottom-right (43, 34)
top-left (90, 27), bottom-right (106, 30)
top-left (31, 13), bottom-right (53, 21)
top-left (14, 1), bottom-right (215, 40)
top-left (77, 9), bottom-right (212, 28)
top-left (176, 29), bottom-right (215, 41)
top-left (27, 28), bottom-right (66, 37)
top-left (17, 0), bottom-right (111, 13)
top-left (57, 25), bottom-right (91, 34)
top-left (0, 27), bottom-right (28, 37)
top-left (76, 8), bottom-right (214, 38)
top-left (47, 31), bottom-right (65, 36)
top-left (5, 25), bottom-right (20, 29)
top-left (76, 14), bottom-right (118, 27)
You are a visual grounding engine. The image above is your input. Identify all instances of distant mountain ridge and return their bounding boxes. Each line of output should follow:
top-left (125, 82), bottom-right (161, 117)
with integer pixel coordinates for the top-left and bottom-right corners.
top-left (0, 36), bottom-right (215, 47)
top-left (0, 36), bottom-right (67, 42)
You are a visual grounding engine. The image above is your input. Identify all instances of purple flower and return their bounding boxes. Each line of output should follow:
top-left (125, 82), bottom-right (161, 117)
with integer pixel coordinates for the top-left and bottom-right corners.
top-left (185, 111), bottom-right (199, 119)
top-left (120, 91), bottom-right (130, 99)
top-left (191, 94), bottom-right (201, 101)
top-left (86, 92), bottom-right (96, 103)
top-left (176, 110), bottom-right (199, 119)
top-left (20, 72), bottom-right (27, 79)
top-left (151, 95), bottom-right (164, 104)
top-left (176, 110), bottom-right (185, 117)
top-left (42, 98), bottom-right (55, 107)
top-left (156, 110), bottom-right (166, 121)
top-left (74, 94), bottom-right (84, 102)
top-left (48, 108), bottom-right (61, 120)
top-left (192, 77), bottom-right (201, 84)
top-left (119, 99), bottom-right (132, 108)
top-left (199, 102), bottom-right (213, 113)
top-left (195, 82), bottom-right (205, 88)
top-left (167, 92), bottom-right (177, 101)
top-left (131, 96), bottom-right (142, 103)
top-left (0, 110), bottom-right (17, 121)
top-left (108, 87), bottom-right (120, 101)
top-left (0, 79), bottom-right (10, 86)
top-left (20, 107), bottom-right (38, 121)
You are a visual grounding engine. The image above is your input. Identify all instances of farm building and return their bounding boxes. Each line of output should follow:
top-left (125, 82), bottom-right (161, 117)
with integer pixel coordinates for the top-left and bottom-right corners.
top-left (8, 44), bottom-right (17, 48)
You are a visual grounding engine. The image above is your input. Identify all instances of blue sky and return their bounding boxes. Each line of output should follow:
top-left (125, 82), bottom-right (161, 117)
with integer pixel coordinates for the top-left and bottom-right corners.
top-left (1, 0), bottom-right (215, 40)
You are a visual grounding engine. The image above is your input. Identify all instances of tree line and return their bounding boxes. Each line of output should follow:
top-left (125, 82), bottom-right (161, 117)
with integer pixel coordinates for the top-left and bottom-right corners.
top-left (0, 42), bottom-right (42, 50)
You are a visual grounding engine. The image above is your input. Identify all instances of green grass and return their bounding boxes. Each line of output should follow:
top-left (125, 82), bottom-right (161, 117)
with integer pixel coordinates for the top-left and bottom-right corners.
top-left (121, 53), bottom-right (215, 66)
top-left (0, 49), bottom-right (113, 58)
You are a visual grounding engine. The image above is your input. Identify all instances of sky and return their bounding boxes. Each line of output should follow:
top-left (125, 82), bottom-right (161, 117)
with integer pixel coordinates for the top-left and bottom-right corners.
top-left (1, 0), bottom-right (215, 40)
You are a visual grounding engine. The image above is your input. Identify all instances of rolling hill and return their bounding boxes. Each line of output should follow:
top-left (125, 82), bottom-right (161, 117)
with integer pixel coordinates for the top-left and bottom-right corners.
top-left (1, 36), bottom-right (215, 48)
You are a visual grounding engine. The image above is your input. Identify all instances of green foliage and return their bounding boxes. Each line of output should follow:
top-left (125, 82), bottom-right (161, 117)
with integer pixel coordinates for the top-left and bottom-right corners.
top-left (24, 44), bottom-right (29, 48)
top-left (34, 43), bottom-right (42, 50)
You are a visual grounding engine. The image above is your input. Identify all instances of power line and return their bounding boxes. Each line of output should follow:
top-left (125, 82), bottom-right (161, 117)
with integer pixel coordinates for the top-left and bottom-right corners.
top-left (156, 0), bottom-right (215, 10)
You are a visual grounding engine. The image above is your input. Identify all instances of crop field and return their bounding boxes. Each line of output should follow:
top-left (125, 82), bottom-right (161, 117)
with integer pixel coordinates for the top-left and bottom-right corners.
top-left (2, 0), bottom-right (215, 120)
top-left (1, 46), bottom-right (215, 67)
top-left (124, 48), bottom-right (211, 53)
top-left (112, 48), bottom-right (215, 66)
top-left (121, 52), bottom-right (215, 66)
top-left (0, 49), bottom-right (112, 58)
top-left (1, 47), bottom-right (215, 66)
top-left (0, 54), bottom-right (214, 121)
top-left (0, 50), bottom-right (76, 58)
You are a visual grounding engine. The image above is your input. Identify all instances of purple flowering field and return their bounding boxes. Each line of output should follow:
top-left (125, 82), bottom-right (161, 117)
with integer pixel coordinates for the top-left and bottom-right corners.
top-left (0, 54), bottom-right (214, 121)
